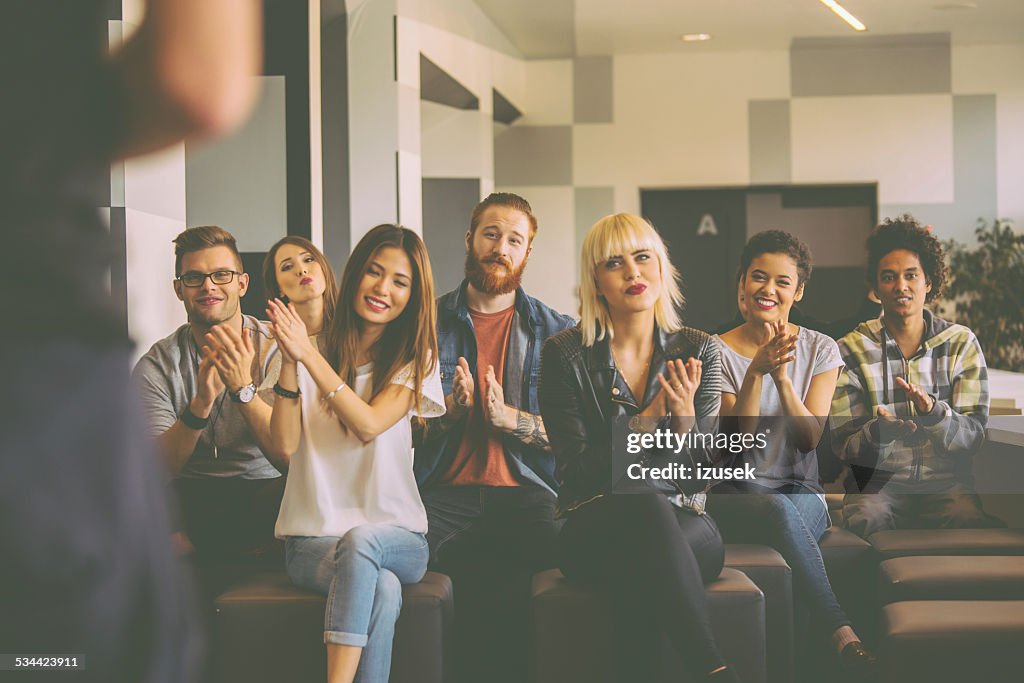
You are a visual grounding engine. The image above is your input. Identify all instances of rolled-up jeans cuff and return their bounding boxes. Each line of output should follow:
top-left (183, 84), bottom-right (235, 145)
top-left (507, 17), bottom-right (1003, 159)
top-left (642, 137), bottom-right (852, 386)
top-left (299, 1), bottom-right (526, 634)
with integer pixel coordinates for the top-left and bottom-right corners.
top-left (324, 630), bottom-right (368, 647)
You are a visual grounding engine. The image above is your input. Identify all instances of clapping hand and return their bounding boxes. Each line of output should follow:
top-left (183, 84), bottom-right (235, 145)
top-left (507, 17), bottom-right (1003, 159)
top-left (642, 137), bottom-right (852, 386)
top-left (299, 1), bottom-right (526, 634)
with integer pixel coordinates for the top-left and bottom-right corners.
top-left (657, 358), bottom-right (702, 416)
top-left (452, 357), bottom-right (475, 411)
top-left (875, 405), bottom-right (919, 442)
top-left (266, 298), bottom-right (317, 364)
top-left (482, 365), bottom-right (514, 431)
top-left (194, 353), bottom-right (225, 412)
top-left (895, 377), bottom-right (936, 415)
top-left (750, 321), bottom-right (796, 380)
top-left (204, 324), bottom-right (255, 393)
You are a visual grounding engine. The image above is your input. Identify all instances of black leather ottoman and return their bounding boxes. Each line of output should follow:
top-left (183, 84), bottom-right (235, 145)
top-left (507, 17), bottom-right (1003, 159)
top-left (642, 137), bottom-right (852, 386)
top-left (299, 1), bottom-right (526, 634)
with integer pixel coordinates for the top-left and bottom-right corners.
top-left (212, 571), bottom-right (453, 683)
top-left (869, 529), bottom-right (1024, 560)
top-left (725, 544), bottom-right (793, 683)
top-left (880, 600), bottom-right (1024, 683)
top-left (879, 556), bottom-right (1024, 603)
top-left (530, 567), bottom-right (766, 683)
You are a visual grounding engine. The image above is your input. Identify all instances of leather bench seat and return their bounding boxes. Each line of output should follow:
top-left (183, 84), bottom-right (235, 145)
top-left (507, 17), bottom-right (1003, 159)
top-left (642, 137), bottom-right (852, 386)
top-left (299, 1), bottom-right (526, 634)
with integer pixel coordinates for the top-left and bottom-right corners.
top-left (530, 567), bottom-right (766, 683)
top-left (724, 545), bottom-right (793, 683)
top-left (212, 571), bottom-right (453, 683)
top-left (869, 528), bottom-right (1024, 559)
top-left (879, 556), bottom-right (1024, 603)
top-left (880, 601), bottom-right (1024, 683)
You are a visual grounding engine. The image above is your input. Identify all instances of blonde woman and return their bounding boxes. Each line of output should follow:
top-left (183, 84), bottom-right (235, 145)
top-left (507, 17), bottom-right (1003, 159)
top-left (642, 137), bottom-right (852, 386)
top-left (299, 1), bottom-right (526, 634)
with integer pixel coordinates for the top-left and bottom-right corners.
top-left (540, 214), bottom-right (741, 682)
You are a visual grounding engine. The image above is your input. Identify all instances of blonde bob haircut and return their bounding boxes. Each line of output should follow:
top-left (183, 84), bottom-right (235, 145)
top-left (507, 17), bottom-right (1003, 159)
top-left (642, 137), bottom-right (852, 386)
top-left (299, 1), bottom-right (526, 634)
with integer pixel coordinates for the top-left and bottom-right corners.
top-left (579, 213), bottom-right (685, 347)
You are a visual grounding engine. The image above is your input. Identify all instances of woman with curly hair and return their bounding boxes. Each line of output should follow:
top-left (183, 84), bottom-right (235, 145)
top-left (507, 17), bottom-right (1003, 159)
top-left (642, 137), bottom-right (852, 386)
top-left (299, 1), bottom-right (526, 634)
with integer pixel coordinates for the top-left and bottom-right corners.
top-left (713, 230), bottom-right (875, 674)
top-left (831, 215), bottom-right (1000, 537)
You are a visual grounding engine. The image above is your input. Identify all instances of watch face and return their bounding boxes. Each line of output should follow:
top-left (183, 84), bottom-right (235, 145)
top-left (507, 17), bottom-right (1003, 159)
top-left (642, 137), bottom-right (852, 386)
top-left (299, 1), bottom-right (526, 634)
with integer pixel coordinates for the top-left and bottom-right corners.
top-left (237, 383), bottom-right (257, 404)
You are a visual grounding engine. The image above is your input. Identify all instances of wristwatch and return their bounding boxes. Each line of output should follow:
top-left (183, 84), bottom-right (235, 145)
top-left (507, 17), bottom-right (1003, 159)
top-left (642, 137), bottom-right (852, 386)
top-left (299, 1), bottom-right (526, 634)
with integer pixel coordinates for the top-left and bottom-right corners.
top-left (230, 382), bottom-right (257, 404)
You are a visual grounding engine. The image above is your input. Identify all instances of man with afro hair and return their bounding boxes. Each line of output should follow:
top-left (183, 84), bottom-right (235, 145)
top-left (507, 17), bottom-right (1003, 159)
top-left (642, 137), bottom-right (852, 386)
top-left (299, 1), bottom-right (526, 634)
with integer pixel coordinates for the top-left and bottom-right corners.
top-left (830, 215), bottom-right (1001, 537)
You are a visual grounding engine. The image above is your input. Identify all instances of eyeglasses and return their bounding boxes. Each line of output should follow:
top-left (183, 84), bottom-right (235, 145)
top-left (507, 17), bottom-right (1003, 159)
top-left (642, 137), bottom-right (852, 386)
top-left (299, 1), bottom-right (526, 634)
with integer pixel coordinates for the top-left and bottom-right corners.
top-left (177, 270), bottom-right (242, 288)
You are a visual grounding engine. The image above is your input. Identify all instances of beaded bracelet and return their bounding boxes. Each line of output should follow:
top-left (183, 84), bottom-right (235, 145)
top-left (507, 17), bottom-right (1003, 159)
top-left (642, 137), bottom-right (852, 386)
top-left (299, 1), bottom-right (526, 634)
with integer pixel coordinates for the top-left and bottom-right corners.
top-left (273, 382), bottom-right (300, 399)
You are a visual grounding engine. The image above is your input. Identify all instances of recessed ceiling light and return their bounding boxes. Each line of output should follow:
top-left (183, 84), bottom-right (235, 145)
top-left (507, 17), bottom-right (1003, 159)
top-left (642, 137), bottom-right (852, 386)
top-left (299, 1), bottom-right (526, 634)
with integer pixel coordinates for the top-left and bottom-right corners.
top-left (818, 0), bottom-right (868, 32)
top-left (681, 33), bottom-right (712, 42)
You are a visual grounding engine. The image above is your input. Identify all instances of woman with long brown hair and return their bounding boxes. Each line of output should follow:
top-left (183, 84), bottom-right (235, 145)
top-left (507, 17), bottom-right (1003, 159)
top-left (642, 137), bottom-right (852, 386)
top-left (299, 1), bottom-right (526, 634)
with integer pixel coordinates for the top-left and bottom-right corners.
top-left (265, 226), bottom-right (444, 683)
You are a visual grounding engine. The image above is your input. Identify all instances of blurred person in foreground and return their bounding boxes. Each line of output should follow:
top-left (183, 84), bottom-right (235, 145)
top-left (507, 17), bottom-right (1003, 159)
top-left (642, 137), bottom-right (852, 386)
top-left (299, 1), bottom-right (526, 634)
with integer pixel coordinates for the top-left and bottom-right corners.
top-left (0, 2), bottom-right (262, 681)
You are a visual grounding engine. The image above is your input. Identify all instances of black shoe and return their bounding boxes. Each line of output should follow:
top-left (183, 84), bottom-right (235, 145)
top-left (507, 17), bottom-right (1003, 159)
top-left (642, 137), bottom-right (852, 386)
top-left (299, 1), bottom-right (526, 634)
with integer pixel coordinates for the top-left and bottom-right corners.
top-left (839, 641), bottom-right (878, 681)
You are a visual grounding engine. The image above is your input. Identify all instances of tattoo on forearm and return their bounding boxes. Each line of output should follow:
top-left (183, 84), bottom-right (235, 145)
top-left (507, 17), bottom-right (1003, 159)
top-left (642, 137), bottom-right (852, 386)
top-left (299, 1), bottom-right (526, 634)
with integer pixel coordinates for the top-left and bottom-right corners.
top-left (513, 408), bottom-right (550, 450)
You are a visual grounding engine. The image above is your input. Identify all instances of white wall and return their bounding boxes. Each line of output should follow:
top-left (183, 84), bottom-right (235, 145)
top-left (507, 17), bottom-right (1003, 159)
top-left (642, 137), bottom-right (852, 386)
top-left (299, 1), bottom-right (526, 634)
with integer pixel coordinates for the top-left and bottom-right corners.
top-left (953, 43), bottom-right (1024, 224)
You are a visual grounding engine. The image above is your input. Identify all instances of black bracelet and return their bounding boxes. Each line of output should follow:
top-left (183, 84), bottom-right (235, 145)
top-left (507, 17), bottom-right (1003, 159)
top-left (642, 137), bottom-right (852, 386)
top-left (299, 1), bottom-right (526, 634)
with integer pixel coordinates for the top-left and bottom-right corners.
top-left (273, 382), bottom-right (301, 399)
top-left (181, 405), bottom-right (210, 430)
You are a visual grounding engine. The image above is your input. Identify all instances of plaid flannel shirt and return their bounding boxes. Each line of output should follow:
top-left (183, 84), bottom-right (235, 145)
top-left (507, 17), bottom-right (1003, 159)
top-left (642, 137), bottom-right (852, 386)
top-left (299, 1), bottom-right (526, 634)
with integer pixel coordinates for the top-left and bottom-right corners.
top-left (830, 309), bottom-right (989, 487)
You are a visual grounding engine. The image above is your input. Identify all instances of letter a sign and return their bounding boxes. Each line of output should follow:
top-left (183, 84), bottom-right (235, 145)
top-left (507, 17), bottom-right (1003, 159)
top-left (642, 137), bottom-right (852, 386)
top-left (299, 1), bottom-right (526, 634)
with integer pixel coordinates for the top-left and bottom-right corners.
top-left (697, 213), bottom-right (718, 237)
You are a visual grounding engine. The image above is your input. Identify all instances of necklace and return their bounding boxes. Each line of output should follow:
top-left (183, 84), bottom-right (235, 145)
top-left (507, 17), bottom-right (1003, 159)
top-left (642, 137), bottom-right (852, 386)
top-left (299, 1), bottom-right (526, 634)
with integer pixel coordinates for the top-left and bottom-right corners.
top-left (189, 328), bottom-right (228, 459)
top-left (610, 339), bottom-right (654, 404)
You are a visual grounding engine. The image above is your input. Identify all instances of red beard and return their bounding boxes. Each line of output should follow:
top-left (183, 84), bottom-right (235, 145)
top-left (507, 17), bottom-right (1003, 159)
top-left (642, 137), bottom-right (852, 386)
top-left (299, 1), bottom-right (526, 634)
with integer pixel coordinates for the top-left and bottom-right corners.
top-left (465, 252), bottom-right (526, 296)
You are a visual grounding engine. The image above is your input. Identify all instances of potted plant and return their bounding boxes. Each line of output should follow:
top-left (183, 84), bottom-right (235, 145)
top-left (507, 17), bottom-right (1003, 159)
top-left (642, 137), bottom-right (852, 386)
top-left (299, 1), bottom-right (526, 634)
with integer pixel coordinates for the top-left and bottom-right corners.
top-left (940, 219), bottom-right (1024, 372)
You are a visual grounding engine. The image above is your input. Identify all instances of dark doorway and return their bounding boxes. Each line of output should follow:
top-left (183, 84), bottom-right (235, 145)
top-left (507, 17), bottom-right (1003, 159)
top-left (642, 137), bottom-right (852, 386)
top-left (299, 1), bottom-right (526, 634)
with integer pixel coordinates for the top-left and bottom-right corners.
top-left (641, 184), bottom-right (877, 334)
top-left (642, 188), bottom-right (748, 332)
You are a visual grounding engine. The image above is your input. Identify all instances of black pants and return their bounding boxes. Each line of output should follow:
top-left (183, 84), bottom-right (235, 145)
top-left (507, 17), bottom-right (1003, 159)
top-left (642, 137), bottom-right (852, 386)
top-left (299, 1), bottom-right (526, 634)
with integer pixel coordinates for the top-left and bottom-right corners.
top-left (174, 477), bottom-right (283, 555)
top-left (175, 475), bottom-right (285, 683)
top-left (174, 476), bottom-right (285, 597)
top-left (423, 485), bottom-right (560, 683)
top-left (559, 493), bottom-right (726, 682)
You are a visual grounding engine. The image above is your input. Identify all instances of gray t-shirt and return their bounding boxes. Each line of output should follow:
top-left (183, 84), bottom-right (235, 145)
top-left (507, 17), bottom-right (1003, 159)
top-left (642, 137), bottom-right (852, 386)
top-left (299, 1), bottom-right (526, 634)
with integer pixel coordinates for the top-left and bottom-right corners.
top-left (133, 315), bottom-right (281, 480)
top-left (715, 327), bottom-right (843, 494)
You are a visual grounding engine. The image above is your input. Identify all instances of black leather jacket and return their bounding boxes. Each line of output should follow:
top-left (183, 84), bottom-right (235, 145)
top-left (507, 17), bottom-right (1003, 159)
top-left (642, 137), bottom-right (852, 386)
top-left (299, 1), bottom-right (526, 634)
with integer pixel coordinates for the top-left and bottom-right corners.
top-left (539, 324), bottom-right (722, 515)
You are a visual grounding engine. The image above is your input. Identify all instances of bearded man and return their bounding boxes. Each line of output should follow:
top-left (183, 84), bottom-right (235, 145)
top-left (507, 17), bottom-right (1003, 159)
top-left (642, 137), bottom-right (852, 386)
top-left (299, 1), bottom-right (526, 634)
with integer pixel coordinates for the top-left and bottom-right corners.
top-left (414, 192), bottom-right (574, 683)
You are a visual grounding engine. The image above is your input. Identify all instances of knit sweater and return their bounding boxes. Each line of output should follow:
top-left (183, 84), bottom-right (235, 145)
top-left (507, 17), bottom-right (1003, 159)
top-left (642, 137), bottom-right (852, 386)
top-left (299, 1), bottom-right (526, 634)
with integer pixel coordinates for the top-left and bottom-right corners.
top-left (830, 309), bottom-right (989, 488)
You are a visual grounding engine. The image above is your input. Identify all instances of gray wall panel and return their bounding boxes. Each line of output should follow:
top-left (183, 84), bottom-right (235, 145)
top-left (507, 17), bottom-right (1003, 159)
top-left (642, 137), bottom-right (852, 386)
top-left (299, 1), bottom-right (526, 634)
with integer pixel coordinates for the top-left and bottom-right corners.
top-left (749, 100), bottom-right (791, 184)
top-left (574, 56), bottom-right (613, 123)
top-left (186, 76), bottom-right (288, 253)
top-left (954, 94), bottom-right (997, 221)
top-left (422, 177), bottom-right (480, 295)
top-left (322, 0), bottom-right (350, 270)
top-left (575, 187), bottom-right (615, 257)
top-left (494, 125), bottom-right (572, 186)
top-left (108, 207), bottom-right (127, 337)
top-left (746, 192), bottom-right (872, 268)
top-left (879, 93), bottom-right (998, 243)
top-left (792, 34), bottom-right (951, 97)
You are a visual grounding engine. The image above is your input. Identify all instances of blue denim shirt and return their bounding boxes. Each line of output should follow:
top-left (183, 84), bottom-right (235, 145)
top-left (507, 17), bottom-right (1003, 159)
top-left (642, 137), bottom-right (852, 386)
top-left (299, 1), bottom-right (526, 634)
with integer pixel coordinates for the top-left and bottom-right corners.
top-left (414, 281), bottom-right (576, 492)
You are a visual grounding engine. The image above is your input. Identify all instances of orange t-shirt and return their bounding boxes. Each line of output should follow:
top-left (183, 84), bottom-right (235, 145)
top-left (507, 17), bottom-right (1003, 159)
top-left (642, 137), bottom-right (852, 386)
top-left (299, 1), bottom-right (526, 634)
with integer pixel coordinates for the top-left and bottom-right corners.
top-left (442, 305), bottom-right (521, 486)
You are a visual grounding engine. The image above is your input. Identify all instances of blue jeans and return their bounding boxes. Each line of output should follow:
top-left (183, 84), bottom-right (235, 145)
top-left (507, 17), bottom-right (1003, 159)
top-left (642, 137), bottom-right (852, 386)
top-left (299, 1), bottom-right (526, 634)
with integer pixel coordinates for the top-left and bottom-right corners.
top-left (285, 525), bottom-right (429, 683)
top-left (708, 483), bottom-right (850, 633)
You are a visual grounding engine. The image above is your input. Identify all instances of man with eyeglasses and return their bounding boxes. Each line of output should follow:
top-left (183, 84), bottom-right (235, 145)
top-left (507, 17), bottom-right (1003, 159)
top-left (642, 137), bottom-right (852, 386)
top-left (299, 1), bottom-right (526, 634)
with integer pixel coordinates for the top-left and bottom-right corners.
top-left (133, 225), bottom-right (284, 589)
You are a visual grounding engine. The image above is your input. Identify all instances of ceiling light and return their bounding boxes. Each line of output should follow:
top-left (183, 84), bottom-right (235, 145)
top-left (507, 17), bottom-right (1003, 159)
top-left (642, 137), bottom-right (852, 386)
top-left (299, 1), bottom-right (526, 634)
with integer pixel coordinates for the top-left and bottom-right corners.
top-left (818, 0), bottom-right (867, 32)
top-left (681, 33), bottom-right (712, 42)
